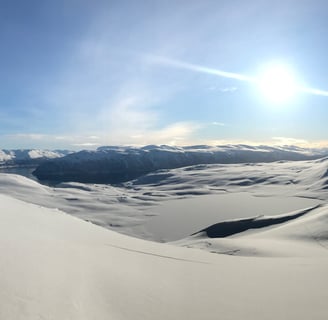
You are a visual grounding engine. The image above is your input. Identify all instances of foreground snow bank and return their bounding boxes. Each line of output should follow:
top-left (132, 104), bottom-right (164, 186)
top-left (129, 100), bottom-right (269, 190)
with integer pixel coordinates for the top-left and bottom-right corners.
top-left (1, 194), bottom-right (328, 320)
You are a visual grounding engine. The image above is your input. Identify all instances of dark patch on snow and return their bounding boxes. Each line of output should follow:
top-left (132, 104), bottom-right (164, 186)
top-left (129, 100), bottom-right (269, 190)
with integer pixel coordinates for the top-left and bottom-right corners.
top-left (192, 205), bottom-right (321, 238)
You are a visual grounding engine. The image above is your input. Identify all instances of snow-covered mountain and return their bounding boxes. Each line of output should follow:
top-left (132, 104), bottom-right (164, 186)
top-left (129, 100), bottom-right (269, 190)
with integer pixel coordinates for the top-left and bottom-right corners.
top-left (33, 144), bottom-right (328, 183)
top-left (0, 149), bottom-right (70, 167)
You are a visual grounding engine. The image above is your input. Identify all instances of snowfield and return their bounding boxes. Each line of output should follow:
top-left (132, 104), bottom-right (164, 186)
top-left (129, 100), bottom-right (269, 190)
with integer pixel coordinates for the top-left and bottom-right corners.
top-left (1, 193), bottom-right (328, 320)
top-left (1, 152), bottom-right (328, 319)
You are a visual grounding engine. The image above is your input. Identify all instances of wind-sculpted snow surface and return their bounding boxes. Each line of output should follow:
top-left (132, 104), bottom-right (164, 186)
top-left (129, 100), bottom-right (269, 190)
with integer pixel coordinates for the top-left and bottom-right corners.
top-left (33, 144), bottom-right (327, 183)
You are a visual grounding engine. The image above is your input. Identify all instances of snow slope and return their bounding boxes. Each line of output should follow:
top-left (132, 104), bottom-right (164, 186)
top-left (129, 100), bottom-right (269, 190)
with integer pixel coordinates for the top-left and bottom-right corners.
top-left (1, 194), bottom-right (328, 320)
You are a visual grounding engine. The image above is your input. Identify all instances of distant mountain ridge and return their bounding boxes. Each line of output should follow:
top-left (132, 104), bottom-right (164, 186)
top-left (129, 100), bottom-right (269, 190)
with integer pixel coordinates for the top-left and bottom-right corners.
top-left (0, 149), bottom-right (71, 167)
top-left (33, 144), bottom-right (328, 184)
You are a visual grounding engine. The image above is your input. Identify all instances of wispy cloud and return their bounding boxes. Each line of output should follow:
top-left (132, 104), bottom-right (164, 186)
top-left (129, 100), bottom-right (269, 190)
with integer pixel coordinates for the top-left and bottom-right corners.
top-left (207, 86), bottom-right (237, 93)
top-left (0, 120), bottom-right (200, 149)
top-left (73, 142), bottom-right (101, 147)
top-left (212, 122), bottom-right (226, 126)
top-left (128, 122), bottom-right (199, 146)
top-left (219, 87), bottom-right (238, 93)
top-left (2, 133), bottom-right (102, 150)
top-left (5, 133), bottom-right (47, 141)
top-left (271, 136), bottom-right (309, 146)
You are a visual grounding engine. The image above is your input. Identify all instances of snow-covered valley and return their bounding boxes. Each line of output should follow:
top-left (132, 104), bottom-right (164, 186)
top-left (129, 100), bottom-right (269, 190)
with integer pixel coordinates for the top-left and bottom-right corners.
top-left (1, 150), bottom-right (328, 319)
top-left (1, 155), bottom-right (328, 241)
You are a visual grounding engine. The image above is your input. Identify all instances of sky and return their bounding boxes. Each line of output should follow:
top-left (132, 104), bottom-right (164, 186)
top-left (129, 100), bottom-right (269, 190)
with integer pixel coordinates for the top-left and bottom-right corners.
top-left (1, 0), bottom-right (328, 150)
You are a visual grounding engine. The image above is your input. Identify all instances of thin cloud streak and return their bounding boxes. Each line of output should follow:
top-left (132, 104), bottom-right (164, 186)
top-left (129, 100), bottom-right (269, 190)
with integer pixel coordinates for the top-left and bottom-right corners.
top-left (148, 55), bottom-right (254, 82)
top-left (301, 87), bottom-right (328, 97)
top-left (149, 55), bottom-right (328, 97)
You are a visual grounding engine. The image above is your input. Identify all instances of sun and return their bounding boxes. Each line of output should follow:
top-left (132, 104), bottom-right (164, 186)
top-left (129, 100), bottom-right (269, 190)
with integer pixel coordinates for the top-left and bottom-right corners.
top-left (256, 63), bottom-right (299, 104)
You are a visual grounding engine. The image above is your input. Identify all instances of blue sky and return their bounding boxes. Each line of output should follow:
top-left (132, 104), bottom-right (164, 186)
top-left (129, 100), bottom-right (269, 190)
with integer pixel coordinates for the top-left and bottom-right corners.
top-left (1, 0), bottom-right (328, 149)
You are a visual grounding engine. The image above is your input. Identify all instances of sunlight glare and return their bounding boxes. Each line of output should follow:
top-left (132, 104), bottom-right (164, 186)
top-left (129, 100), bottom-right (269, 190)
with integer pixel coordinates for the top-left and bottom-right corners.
top-left (257, 63), bottom-right (299, 104)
